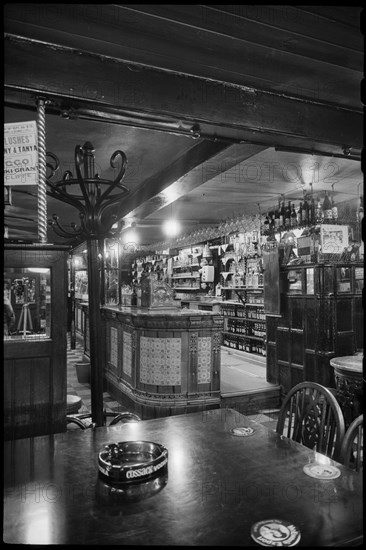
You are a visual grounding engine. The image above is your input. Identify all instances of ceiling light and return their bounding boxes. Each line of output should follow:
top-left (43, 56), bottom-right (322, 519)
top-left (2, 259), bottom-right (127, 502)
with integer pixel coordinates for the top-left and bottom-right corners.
top-left (121, 228), bottom-right (139, 246)
top-left (163, 219), bottom-right (181, 237)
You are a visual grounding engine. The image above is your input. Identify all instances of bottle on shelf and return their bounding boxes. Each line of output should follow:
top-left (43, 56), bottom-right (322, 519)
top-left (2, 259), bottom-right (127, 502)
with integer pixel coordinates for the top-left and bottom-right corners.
top-left (131, 287), bottom-right (137, 306)
top-left (297, 202), bottom-right (303, 227)
top-left (315, 196), bottom-right (323, 223)
top-left (279, 197), bottom-right (286, 230)
top-left (358, 195), bottom-right (364, 223)
top-left (285, 201), bottom-right (291, 228)
top-left (290, 203), bottom-right (297, 228)
top-left (322, 190), bottom-right (333, 221)
top-left (310, 196), bottom-right (316, 225)
top-left (303, 193), bottom-right (309, 226)
top-left (274, 202), bottom-right (281, 231)
top-left (263, 212), bottom-right (270, 234)
top-left (270, 210), bottom-right (276, 233)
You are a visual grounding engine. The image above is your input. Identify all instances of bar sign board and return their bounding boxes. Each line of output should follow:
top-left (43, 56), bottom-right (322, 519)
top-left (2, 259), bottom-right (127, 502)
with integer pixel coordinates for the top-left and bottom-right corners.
top-left (4, 121), bottom-right (38, 186)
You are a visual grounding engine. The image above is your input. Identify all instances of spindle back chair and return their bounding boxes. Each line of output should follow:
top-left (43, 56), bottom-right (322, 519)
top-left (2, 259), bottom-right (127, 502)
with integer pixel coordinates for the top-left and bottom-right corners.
top-left (276, 381), bottom-right (345, 461)
top-left (340, 414), bottom-right (363, 472)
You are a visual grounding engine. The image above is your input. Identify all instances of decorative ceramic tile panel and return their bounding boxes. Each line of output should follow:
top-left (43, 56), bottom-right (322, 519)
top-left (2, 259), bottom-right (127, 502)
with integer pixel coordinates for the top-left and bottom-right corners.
top-left (123, 331), bottom-right (132, 378)
top-left (140, 336), bottom-right (181, 386)
top-left (197, 337), bottom-right (212, 384)
top-left (110, 327), bottom-right (118, 367)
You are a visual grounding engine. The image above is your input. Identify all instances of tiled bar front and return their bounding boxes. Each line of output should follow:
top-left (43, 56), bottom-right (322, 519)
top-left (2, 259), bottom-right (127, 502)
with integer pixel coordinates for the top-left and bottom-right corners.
top-left (102, 307), bottom-right (223, 419)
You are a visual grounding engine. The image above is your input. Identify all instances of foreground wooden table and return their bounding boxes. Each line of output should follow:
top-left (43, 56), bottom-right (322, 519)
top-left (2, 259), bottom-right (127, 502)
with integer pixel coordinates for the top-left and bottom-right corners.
top-left (3, 409), bottom-right (363, 546)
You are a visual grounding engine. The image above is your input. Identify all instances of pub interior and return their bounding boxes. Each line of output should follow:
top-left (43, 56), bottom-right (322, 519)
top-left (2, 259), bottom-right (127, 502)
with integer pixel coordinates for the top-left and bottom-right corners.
top-left (4, 5), bottom-right (363, 546)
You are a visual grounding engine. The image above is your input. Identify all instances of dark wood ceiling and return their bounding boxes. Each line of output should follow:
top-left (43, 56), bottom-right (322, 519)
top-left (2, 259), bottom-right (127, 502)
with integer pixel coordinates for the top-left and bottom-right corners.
top-left (4, 4), bottom-right (363, 247)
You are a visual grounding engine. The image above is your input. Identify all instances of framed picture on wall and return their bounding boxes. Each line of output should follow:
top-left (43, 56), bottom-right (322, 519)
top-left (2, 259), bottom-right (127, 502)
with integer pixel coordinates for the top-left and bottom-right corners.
top-left (320, 224), bottom-right (349, 255)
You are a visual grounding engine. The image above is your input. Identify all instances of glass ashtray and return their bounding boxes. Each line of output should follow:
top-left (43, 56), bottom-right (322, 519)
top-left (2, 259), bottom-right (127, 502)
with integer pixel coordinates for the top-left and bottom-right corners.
top-left (95, 472), bottom-right (168, 511)
top-left (98, 440), bottom-right (168, 483)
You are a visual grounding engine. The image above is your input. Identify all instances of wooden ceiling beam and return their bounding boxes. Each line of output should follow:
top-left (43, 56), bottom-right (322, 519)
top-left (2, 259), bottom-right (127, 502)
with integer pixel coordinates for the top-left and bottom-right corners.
top-left (4, 36), bottom-right (362, 155)
top-left (120, 143), bottom-right (268, 224)
top-left (5, 4), bottom-right (362, 110)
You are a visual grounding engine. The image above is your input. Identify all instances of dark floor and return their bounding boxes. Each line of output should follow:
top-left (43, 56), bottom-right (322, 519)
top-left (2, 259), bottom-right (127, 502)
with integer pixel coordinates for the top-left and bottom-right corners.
top-left (66, 333), bottom-right (280, 430)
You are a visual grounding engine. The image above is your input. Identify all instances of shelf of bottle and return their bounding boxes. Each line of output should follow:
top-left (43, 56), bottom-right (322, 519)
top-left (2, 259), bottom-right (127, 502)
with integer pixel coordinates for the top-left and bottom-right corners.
top-left (221, 285), bottom-right (245, 289)
top-left (173, 264), bottom-right (200, 269)
top-left (222, 331), bottom-right (264, 341)
top-left (245, 287), bottom-right (264, 291)
top-left (226, 321), bottom-right (265, 327)
top-left (222, 310), bottom-right (264, 316)
top-left (172, 274), bottom-right (200, 279)
top-left (173, 287), bottom-right (201, 290)
top-left (221, 286), bottom-right (263, 290)
top-left (261, 219), bottom-right (346, 236)
top-left (224, 312), bottom-right (264, 319)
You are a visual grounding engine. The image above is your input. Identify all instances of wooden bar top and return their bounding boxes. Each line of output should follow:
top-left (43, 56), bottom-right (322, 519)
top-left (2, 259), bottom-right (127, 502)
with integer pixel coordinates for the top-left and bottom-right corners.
top-left (102, 304), bottom-right (220, 316)
top-left (101, 304), bottom-right (223, 329)
top-left (3, 409), bottom-right (363, 546)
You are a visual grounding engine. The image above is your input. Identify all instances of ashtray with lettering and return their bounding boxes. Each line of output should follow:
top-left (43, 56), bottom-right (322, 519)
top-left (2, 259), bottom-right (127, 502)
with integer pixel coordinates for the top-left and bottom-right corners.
top-left (98, 441), bottom-right (168, 483)
top-left (96, 472), bottom-right (169, 512)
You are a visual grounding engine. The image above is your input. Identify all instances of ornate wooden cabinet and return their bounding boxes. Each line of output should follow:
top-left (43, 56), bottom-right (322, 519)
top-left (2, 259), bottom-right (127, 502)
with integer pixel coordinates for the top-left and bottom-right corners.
top-left (267, 261), bottom-right (363, 394)
top-left (4, 244), bottom-right (69, 439)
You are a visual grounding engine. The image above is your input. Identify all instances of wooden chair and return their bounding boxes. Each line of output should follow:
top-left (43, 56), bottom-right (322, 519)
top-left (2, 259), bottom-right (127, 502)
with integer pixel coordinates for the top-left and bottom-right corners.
top-left (67, 410), bottom-right (141, 429)
top-left (340, 414), bottom-right (363, 472)
top-left (276, 381), bottom-right (345, 461)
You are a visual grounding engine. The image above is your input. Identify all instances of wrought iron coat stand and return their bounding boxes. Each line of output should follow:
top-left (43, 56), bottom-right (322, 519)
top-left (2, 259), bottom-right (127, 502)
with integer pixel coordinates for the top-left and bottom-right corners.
top-left (46, 141), bottom-right (129, 426)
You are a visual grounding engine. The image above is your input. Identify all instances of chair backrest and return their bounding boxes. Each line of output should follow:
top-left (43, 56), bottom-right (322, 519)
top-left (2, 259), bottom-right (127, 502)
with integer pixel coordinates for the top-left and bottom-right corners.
top-left (340, 414), bottom-right (363, 472)
top-left (276, 381), bottom-right (345, 461)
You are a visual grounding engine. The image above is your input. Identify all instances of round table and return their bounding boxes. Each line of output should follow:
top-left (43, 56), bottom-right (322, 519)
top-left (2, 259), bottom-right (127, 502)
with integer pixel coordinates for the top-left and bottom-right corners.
top-left (330, 354), bottom-right (363, 428)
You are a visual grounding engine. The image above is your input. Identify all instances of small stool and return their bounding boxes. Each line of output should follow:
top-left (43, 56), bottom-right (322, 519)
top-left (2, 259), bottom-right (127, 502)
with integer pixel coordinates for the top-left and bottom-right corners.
top-left (67, 394), bottom-right (82, 414)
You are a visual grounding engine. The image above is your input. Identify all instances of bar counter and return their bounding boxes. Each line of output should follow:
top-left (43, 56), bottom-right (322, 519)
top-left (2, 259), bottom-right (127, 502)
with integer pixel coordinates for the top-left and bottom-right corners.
top-left (101, 305), bottom-right (223, 419)
top-left (3, 409), bottom-right (363, 545)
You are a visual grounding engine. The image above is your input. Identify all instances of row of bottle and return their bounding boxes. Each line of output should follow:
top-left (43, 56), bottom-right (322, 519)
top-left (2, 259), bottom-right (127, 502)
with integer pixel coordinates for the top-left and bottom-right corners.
top-left (246, 308), bottom-right (266, 320)
top-left (171, 278), bottom-right (201, 289)
top-left (233, 305), bottom-right (263, 318)
top-left (227, 319), bottom-right (266, 336)
top-left (221, 274), bottom-right (264, 288)
top-left (262, 191), bottom-right (338, 234)
top-left (223, 333), bottom-right (266, 355)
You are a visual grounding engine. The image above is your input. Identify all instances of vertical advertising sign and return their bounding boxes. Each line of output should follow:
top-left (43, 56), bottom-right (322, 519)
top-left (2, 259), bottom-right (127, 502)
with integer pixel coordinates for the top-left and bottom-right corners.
top-left (4, 121), bottom-right (38, 186)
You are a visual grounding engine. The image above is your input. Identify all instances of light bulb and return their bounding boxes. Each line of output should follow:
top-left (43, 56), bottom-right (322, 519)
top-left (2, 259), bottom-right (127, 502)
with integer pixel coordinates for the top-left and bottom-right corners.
top-left (163, 219), bottom-right (181, 237)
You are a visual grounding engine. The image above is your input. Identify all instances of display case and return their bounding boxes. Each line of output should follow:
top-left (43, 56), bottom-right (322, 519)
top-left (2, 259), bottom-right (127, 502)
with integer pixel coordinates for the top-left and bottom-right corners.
top-left (170, 246), bottom-right (203, 293)
top-left (221, 288), bottom-right (266, 356)
top-left (219, 232), bottom-right (266, 356)
top-left (268, 261), bottom-right (363, 393)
